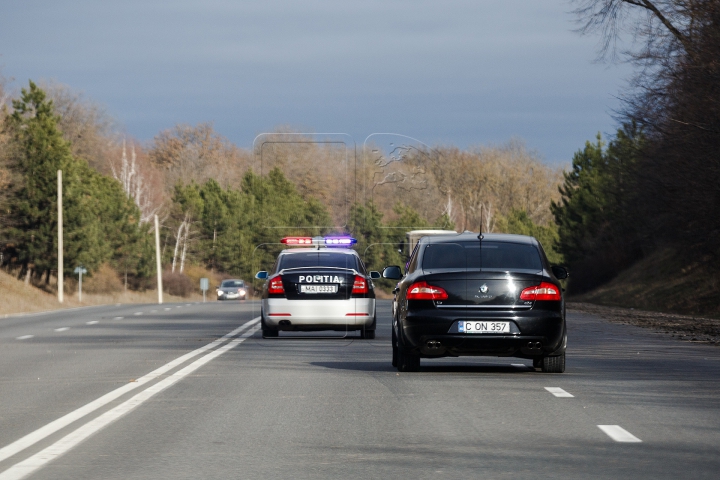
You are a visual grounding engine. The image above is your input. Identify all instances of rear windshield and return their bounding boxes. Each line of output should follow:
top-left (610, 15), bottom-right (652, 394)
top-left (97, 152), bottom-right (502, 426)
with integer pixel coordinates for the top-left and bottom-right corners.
top-left (221, 280), bottom-right (244, 287)
top-left (422, 241), bottom-right (542, 272)
top-left (279, 252), bottom-right (360, 271)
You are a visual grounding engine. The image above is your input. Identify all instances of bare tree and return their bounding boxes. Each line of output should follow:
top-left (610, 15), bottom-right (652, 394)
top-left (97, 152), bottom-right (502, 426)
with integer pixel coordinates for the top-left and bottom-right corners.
top-left (109, 140), bottom-right (163, 223)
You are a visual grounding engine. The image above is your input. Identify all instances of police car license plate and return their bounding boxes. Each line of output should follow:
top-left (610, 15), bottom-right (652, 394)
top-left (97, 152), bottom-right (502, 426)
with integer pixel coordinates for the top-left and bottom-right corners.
top-left (458, 321), bottom-right (509, 333)
top-left (300, 284), bottom-right (338, 294)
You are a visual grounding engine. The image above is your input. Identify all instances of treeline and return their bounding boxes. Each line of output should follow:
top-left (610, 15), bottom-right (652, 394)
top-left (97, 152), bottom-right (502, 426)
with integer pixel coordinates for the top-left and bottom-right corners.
top-left (553, 1), bottom-right (720, 293)
top-left (0, 78), bottom-right (564, 294)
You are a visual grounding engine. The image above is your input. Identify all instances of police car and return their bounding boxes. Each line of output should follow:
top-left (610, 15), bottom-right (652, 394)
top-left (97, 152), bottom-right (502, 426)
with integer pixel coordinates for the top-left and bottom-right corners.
top-left (255, 236), bottom-right (380, 338)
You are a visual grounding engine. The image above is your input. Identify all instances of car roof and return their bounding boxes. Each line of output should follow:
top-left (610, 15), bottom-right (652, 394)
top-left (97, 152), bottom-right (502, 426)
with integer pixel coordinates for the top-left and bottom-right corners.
top-left (420, 232), bottom-right (537, 245)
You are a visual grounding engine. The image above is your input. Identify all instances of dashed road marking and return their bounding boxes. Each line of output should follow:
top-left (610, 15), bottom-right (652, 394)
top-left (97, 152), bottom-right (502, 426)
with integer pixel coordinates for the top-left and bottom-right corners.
top-left (16, 335), bottom-right (34, 340)
top-left (113, 317), bottom-right (123, 320)
top-left (85, 321), bottom-right (99, 325)
top-left (545, 387), bottom-right (574, 398)
top-left (598, 425), bottom-right (642, 443)
top-left (511, 363), bottom-right (528, 367)
top-left (54, 327), bottom-right (70, 332)
top-left (133, 312), bottom-right (143, 316)
top-left (164, 308), bottom-right (171, 311)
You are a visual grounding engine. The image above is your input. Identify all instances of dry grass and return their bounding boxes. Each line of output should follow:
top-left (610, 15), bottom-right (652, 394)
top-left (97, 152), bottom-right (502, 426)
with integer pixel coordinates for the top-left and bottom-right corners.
top-left (572, 248), bottom-right (720, 319)
top-left (0, 269), bottom-right (203, 318)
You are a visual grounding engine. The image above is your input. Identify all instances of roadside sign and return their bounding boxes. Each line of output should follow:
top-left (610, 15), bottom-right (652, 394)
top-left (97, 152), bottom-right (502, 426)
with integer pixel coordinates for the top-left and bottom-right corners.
top-left (200, 278), bottom-right (209, 303)
top-left (74, 266), bottom-right (87, 302)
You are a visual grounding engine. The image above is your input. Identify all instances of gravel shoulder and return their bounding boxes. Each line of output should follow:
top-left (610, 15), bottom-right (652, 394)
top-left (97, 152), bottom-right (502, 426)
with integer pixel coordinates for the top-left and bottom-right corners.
top-left (568, 302), bottom-right (720, 346)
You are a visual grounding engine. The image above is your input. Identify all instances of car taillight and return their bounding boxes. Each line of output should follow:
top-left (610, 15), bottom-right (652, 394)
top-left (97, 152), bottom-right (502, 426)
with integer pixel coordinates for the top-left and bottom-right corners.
top-left (351, 275), bottom-right (368, 294)
top-left (268, 276), bottom-right (285, 295)
top-left (520, 282), bottom-right (561, 301)
top-left (406, 281), bottom-right (448, 300)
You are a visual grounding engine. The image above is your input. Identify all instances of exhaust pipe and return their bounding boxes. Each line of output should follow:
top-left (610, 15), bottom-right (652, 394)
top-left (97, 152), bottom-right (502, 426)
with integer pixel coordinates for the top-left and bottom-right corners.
top-left (526, 341), bottom-right (542, 349)
top-left (279, 320), bottom-right (292, 326)
top-left (426, 340), bottom-right (442, 349)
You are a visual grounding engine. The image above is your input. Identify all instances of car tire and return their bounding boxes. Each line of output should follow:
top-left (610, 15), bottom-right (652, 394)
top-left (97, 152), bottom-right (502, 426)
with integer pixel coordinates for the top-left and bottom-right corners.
top-left (361, 328), bottom-right (375, 339)
top-left (262, 328), bottom-right (279, 338)
top-left (261, 315), bottom-right (279, 338)
top-left (397, 345), bottom-right (420, 372)
top-left (541, 353), bottom-right (565, 373)
top-left (391, 326), bottom-right (398, 367)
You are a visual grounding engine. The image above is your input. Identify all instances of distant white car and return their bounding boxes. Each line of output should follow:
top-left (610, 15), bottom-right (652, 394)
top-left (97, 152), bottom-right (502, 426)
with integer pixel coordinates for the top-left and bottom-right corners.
top-left (217, 279), bottom-right (247, 300)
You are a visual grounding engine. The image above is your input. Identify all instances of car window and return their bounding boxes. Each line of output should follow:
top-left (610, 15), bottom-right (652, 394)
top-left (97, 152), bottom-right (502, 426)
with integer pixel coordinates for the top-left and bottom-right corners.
top-left (407, 244), bottom-right (421, 273)
top-left (221, 280), bottom-right (244, 287)
top-left (279, 252), bottom-right (359, 270)
top-left (422, 241), bottom-right (542, 272)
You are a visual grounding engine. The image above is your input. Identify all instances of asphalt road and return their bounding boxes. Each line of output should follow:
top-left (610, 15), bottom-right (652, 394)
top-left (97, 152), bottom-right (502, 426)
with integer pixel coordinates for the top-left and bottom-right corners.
top-left (0, 300), bottom-right (719, 479)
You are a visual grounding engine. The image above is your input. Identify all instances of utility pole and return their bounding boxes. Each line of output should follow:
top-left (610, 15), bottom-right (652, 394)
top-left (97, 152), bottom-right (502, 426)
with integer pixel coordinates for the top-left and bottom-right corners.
top-left (58, 170), bottom-right (64, 303)
top-left (154, 214), bottom-right (163, 304)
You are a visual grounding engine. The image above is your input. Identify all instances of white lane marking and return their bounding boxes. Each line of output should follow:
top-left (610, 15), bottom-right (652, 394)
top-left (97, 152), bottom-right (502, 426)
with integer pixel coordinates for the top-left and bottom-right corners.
top-left (0, 317), bottom-right (260, 467)
top-left (511, 363), bottom-right (527, 367)
top-left (53, 328), bottom-right (69, 332)
top-left (175, 306), bottom-right (182, 308)
top-left (164, 308), bottom-right (171, 311)
top-left (0, 323), bottom-right (260, 480)
top-left (113, 317), bottom-right (123, 320)
top-left (133, 312), bottom-right (143, 316)
top-left (598, 425), bottom-right (642, 443)
top-left (545, 387), bottom-right (574, 398)
top-left (16, 335), bottom-right (34, 340)
top-left (85, 321), bottom-right (99, 325)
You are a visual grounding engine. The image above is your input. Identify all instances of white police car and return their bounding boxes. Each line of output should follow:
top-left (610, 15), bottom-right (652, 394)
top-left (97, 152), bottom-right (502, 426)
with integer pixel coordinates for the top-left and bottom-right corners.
top-left (256, 236), bottom-right (380, 338)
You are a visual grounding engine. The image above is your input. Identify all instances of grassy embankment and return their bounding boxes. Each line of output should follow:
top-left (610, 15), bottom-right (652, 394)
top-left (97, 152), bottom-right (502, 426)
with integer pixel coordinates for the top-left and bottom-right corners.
top-left (0, 269), bottom-right (203, 318)
top-left (572, 248), bottom-right (720, 319)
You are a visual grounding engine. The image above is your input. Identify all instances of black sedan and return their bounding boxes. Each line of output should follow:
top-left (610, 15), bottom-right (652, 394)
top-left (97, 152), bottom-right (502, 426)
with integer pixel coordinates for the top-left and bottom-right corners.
top-left (383, 232), bottom-right (568, 373)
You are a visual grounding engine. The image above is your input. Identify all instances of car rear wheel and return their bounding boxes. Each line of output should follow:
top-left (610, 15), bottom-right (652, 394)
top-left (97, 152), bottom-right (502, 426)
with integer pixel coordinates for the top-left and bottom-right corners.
top-left (541, 353), bottom-right (565, 373)
top-left (261, 315), bottom-right (279, 338)
top-left (360, 328), bottom-right (375, 339)
top-left (262, 328), bottom-right (279, 338)
top-left (391, 327), bottom-right (398, 367)
top-left (397, 346), bottom-right (420, 372)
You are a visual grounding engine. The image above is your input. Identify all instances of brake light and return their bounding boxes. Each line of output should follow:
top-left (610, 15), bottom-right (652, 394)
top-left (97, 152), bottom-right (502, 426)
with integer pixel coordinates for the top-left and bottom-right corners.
top-left (520, 282), bottom-right (561, 301)
top-left (281, 237), bottom-right (313, 245)
top-left (351, 275), bottom-right (368, 294)
top-left (268, 276), bottom-right (285, 295)
top-left (406, 281), bottom-right (448, 300)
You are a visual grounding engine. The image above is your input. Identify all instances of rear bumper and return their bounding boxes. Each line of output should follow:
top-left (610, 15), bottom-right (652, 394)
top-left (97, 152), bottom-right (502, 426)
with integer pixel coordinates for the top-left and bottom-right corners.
top-left (263, 298), bottom-right (376, 329)
top-left (400, 307), bottom-right (565, 358)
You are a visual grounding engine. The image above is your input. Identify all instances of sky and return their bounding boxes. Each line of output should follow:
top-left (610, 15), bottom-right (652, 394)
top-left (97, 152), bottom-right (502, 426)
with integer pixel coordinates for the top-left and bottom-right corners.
top-left (0, 0), bottom-right (632, 165)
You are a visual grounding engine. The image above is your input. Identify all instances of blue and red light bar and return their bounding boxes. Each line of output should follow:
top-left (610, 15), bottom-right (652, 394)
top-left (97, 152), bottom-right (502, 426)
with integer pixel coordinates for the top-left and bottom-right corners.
top-left (280, 236), bottom-right (357, 246)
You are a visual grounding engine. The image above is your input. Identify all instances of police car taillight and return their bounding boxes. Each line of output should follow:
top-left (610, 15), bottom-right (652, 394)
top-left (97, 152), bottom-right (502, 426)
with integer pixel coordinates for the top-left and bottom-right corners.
top-left (351, 275), bottom-right (368, 294)
top-left (268, 276), bottom-right (285, 294)
top-left (520, 282), bottom-right (561, 301)
top-left (281, 237), bottom-right (312, 245)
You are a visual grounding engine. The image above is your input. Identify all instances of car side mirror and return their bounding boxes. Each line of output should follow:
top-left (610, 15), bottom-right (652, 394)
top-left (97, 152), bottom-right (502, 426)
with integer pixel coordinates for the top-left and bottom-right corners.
top-left (255, 271), bottom-right (268, 280)
top-left (382, 265), bottom-right (403, 280)
top-left (551, 266), bottom-right (569, 280)
top-left (369, 271), bottom-right (381, 279)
